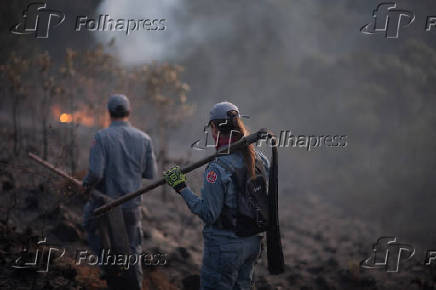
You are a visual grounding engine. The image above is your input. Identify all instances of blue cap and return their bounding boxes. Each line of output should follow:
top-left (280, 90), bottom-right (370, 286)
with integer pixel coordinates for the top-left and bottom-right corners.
top-left (107, 94), bottom-right (130, 113)
top-left (209, 101), bottom-right (239, 122)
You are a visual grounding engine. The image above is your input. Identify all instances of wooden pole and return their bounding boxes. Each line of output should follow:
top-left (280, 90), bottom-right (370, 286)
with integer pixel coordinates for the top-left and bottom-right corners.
top-left (27, 152), bottom-right (110, 202)
top-left (27, 152), bottom-right (137, 289)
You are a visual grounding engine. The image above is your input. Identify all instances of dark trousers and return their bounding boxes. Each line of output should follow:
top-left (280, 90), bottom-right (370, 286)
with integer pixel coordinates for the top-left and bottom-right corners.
top-left (200, 234), bottom-right (262, 290)
top-left (83, 199), bottom-right (143, 289)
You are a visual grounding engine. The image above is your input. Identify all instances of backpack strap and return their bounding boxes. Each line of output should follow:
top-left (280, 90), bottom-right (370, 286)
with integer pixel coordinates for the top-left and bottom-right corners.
top-left (214, 158), bottom-right (234, 175)
top-left (254, 152), bottom-right (268, 179)
top-left (214, 157), bottom-right (247, 198)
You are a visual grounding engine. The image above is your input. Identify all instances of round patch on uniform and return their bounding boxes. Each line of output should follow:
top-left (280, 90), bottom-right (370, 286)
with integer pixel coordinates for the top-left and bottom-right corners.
top-left (207, 170), bottom-right (217, 183)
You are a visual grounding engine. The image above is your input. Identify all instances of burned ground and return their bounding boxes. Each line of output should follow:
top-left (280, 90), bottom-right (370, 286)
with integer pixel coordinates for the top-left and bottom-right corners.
top-left (1, 150), bottom-right (435, 290)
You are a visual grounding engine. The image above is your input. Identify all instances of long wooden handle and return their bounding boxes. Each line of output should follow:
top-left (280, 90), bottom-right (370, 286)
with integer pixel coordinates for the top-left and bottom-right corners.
top-left (28, 153), bottom-right (83, 187)
top-left (28, 152), bottom-right (110, 202)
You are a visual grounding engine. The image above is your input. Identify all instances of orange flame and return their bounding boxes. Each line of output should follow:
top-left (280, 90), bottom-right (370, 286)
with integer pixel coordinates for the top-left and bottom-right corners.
top-left (60, 113), bottom-right (73, 123)
top-left (51, 105), bottom-right (96, 127)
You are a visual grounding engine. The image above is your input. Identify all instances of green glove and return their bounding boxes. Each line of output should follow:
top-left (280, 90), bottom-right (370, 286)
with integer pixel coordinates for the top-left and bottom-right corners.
top-left (163, 166), bottom-right (186, 192)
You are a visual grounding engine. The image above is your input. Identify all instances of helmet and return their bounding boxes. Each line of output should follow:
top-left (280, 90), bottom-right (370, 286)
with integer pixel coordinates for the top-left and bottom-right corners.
top-left (209, 101), bottom-right (239, 122)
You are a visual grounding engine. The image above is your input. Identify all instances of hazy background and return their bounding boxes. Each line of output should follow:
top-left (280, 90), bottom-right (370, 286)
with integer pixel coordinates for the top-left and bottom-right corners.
top-left (2, 0), bottom-right (436, 248)
top-left (96, 0), bottom-right (436, 247)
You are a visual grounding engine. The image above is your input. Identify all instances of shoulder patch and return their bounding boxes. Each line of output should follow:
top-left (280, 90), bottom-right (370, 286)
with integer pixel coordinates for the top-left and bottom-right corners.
top-left (207, 170), bottom-right (218, 183)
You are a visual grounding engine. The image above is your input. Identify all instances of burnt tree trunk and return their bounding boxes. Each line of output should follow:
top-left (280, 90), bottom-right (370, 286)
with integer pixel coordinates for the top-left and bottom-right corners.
top-left (11, 92), bottom-right (20, 156)
top-left (68, 80), bottom-right (76, 175)
top-left (158, 119), bottom-right (169, 202)
top-left (41, 91), bottom-right (49, 160)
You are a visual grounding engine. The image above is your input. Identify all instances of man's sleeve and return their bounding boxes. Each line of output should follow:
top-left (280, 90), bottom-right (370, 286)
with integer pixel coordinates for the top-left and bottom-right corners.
top-left (178, 164), bottom-right (227, 224)
top-left (83, 134), bottom-right (105, 187)
top-left (142, 138), bottom-right (157, 179)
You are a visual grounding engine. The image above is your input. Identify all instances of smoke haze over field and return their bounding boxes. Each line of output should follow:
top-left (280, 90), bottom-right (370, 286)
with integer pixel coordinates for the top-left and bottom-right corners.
top-left (96, 0), bottom-right (369, 64)
top-left (1, 0), bottom-right (436, 247)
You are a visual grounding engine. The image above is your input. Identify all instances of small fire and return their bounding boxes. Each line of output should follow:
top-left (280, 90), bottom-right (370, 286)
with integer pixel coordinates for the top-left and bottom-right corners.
top-left (51, 104), bottom-right (97, 127)
top-left (60, 113), bottom-right (73, 123)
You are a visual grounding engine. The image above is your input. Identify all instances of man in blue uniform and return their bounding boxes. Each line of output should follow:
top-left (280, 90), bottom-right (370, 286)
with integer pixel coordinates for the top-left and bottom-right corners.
top-left (82, 94), bottom-right (157, 290)
top-left (164, 102), bottom-right (269, 289)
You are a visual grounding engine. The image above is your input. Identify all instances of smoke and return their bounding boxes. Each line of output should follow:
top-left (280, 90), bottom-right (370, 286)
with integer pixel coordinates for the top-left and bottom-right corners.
top-left (95, 0), bottom-right (238, 63)
top-left (94, 0), bottom-right (436, 246)
top-left (95, 0), bottom-right (369, 64)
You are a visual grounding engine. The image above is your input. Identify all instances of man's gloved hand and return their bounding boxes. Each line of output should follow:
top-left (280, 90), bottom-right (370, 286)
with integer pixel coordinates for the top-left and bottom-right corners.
top-left (163, 166), bottom-right (186, 193)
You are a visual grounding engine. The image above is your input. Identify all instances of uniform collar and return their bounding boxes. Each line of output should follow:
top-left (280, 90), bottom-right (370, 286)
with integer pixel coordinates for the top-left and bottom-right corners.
top-left (215, 135), bottom-right (239, 150)
top-left (110, 120), bottom-right (131, 127)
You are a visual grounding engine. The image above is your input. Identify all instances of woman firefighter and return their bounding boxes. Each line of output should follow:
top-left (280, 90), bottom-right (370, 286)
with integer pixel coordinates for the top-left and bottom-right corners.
top-left (164, 101), bottom-right (270, 289)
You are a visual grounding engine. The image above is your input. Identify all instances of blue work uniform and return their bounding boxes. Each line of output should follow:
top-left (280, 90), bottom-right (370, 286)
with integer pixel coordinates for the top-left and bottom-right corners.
top-left (83, 121), bottom-right (157, 207)
top-left (179, 150), bottom-right (269, 290)
top-left (82, 120), bottom-right (157, 289)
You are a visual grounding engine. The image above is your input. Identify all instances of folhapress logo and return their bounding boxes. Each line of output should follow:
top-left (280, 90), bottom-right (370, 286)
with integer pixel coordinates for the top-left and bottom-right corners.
top-left (10, 2), bottom-right (167, 38)
top-left (360, 237), bottom-right (415, 272)
top-left (361, 2), bottom-right (415, 39)
top-left (361, 236), bottom-right (436, 272)
top-left (12, 237), bottom-right (65, 273)
top-left (10, 2), bottom-right (65, 38)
